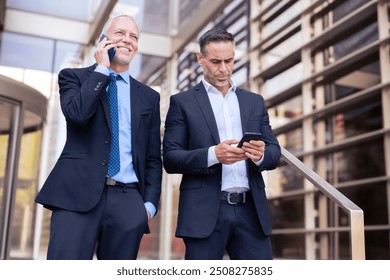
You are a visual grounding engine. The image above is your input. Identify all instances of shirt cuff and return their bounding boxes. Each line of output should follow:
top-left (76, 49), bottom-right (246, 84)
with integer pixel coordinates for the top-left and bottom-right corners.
top-left (144, 201), bottom-right (156, 219)
top-left (94, 64), bottom-right (110, 76)
top-left (252, 151), bottom-right (265, 166)
top-left (208, 146), bottom-right (219, 167)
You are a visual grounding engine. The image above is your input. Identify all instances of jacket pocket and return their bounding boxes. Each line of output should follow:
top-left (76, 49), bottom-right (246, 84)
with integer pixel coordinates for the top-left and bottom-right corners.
top-left (141, 109), bottom-right (152, 115)
top-left (180, 176), bottom-right (203, 190)
top-left (59, 153), bottom-right (86, 160)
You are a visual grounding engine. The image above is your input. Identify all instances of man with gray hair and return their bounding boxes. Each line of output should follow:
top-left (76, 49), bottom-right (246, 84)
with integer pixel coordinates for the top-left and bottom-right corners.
top-left (36, 14), bottom-right (162, 260)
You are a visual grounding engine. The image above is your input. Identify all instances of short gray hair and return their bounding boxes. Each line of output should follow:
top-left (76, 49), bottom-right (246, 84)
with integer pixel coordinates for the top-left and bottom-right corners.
top-left (100, 14), bottom-right (139, 36)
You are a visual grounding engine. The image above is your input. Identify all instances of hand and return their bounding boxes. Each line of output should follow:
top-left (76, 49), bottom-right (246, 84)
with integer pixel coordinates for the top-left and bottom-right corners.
top-left (215, 139), bottom-right (247, 164)
top-left (94, 37), bottom-right (116, 68)
top-left (146, 209), bottom-right (151, 220)
top-left (241, 140), bottom-right (265, 162)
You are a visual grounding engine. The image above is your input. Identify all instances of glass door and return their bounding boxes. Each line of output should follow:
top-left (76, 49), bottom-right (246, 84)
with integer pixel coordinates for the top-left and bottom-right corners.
top-left (0, 97), bottom-right (22, 259)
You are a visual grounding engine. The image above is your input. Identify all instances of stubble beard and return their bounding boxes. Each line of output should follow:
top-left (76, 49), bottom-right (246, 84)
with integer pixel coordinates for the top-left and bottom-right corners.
top-left (205, 72), bottom-right (231, 89)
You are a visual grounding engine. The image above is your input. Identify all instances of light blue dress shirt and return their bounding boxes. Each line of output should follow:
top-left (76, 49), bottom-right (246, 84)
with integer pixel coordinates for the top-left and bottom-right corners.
top-left (95, 64), bottom-right (155, 218)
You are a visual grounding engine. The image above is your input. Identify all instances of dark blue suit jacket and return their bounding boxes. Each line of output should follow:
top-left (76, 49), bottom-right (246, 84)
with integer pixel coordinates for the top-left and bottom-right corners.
top-left (163, 82), bottom-right (280, 238)
top-left (36, 64), bottom-right (162, 213)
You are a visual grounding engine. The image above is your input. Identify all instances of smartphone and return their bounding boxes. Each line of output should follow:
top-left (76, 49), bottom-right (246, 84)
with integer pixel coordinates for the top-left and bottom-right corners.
top-left (237, 132), bottom-right (263, 148)
top-left (99, 34), bottom-right (116, 62)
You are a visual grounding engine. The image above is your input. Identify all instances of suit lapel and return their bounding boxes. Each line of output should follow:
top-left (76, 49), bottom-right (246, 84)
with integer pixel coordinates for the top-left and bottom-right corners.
top-left (130, 76), bottom-right (141, 151)
top-left (236, 88), bottom-right (250, 134)
top-left (87, 64), bottom-right (111, 131)
top-left (193, 83), bottom-right (220, 144)
top-left (130, 76), bottom-right (142, 127)
top-left (101, 88), bottom-right (111, 131)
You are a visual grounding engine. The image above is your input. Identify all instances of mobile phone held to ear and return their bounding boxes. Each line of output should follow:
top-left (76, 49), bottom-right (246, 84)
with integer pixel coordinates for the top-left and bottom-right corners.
top-left (99, 34), bottom-right (116, 62)
top-left (237, 132), bottom-right (263, 148)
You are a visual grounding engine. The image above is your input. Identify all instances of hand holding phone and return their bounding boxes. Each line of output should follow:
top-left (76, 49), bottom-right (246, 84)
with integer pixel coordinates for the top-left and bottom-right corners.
top-left (99, 34), bottom-right (116, 62)
top-left (237, 132), bottom-right (263, 148)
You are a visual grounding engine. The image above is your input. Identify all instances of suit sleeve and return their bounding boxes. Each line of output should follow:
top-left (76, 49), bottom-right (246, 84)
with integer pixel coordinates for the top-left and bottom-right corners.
top-left (143, 92), bottom-right (163, 208)
top-left (163, 95), bottom-right (212, 175)
top-left (59, 68), bottom-right (110, 126)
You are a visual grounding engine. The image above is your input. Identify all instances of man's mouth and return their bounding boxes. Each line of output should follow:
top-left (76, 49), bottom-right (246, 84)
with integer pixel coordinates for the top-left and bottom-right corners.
top-left (117, 46), bottom-right (131, 52)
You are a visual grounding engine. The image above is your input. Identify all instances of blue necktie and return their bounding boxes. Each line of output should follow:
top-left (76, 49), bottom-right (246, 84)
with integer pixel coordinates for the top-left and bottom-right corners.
top-left (107, 73), bottom-right (120, 177)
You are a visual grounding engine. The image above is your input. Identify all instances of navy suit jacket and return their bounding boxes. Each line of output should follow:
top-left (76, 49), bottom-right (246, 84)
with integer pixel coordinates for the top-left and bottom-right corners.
top-left (36, 64), bottom-right (162, 213)
top-left (163, 82), bottom-right (280, 238)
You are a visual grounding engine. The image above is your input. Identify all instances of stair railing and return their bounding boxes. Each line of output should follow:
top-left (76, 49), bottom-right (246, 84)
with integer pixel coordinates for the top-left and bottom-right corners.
top-left (280, 146), bottom-right (365, 259)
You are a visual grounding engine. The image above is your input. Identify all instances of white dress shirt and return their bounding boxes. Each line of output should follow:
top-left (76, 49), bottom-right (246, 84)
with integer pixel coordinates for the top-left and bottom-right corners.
top-left (203, 78), bottom-right (250, 193)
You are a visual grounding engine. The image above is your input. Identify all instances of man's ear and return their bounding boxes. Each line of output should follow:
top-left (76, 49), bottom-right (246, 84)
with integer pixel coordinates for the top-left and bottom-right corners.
top-left (196, 52), bottom-right (203, 66)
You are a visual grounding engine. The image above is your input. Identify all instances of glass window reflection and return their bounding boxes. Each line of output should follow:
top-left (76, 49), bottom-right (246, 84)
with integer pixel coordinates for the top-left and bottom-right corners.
top-left (54, 41), bottom-right (83, 73)
top-left (7, 0), bottom-right (100, 21)
top-left (0, 33), bottom-right (54, 72)
top-left (271, 234), bottom-right (305, 259)
top-left (270, 196), bottom-right (304, 229)
top-left (335, 138), bottom-right (385, 182)
top-left (339, 184), bottom-right (388, 226)
top-left (9, 128), bottom-right (43, 259)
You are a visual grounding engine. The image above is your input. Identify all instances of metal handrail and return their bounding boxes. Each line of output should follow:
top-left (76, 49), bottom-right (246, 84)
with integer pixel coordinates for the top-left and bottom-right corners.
top-left (280, 146), bottom-right (365, 259)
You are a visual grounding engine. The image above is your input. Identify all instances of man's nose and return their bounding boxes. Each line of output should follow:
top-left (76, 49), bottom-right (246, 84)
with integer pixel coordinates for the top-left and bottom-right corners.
top-left (219, 62), bottom-right (228, 71)
top-left (121, 35), bottom-right (131, 43)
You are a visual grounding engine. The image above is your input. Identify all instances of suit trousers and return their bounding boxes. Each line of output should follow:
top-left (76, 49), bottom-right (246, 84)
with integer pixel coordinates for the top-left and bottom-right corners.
top-left (46, 185), bottom-right (148, 260)
top-left (183, 196), bottom-right (273, 260)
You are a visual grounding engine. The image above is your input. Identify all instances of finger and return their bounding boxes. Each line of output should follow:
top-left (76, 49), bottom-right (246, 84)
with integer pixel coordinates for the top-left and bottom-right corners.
top-left (98, 37), bottom-right (111, 49)
top-left (146, 210), bottom-right (151, 220)
top-left (245, 151), bottom-right (261, 162)
top-left (224, 139), bottom-right (240, 145)
top-left (243, 140), bottom-right (264, 148)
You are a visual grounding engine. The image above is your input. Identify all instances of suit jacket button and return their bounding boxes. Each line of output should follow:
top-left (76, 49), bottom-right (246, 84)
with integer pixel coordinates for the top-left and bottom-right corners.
top-left (94, 82), bottom-right (102, 91)
top-left (104, 139), bottom-right (110, 144)
top-left (102, 160), bottom-right (107, 166)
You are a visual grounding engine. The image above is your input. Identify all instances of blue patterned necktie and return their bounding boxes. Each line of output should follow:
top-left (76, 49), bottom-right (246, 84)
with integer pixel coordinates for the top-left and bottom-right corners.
top-left (107, 73), bottom-right (120, 176)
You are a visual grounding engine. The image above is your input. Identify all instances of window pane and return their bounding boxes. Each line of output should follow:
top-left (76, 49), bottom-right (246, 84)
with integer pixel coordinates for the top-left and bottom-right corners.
top-left (0, 100), bottom-right (16, 234)
top-left (271, 164), bottom-right (304, 194)
top-left (142, 0), bottom-right (170, 35)
top-left (9, 128), bottom-right (43, 259)
top-left (54, 41), bottom-right (84, 73)
top-left (263, 1), bottom-right (301, 36)
top-left (269, 196), bottom-right (304, 228)
top-left (336, 100), bottom-right (382, 140)
top-left (263, 32), bottom-right (303, 68)
top-left (265, 63), bottom-right (303, 97)
top-left (364, 230), bottom-right (390, 260)
top-left (333, 21), bottom-right (378, 61)
top-left (337, 231), bottom-right (350, 260)
top-left (273, 97), bottom-right (303, 129)
top-left (7, 0), bottom-right (100, 21)
top-left (339, 183), bottom-right (388, 226)
top-left (321, 96), bottom-right (383, 143)
top-left (272, 234), bottom-right (305, 259)
top-left (335, 138), bottom-right (385, 182)
top-left (0, 33), bottom-right (54, 72)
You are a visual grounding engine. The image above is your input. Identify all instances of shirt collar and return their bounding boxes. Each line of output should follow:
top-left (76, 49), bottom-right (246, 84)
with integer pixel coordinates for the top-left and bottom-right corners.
top-left (109, 69), bottom-right (130, 84)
